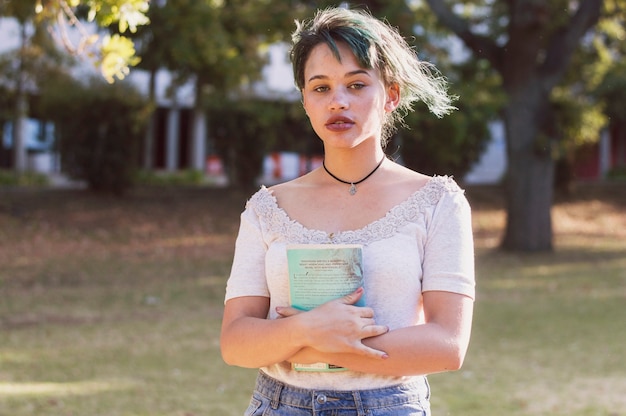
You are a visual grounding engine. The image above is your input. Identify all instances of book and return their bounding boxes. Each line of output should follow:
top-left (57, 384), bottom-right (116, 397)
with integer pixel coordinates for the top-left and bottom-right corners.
top-left (286, 243), bottom-right (364, 372)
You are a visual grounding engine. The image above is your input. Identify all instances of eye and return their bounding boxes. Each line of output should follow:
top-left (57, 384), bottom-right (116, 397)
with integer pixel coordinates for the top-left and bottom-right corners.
top-left (313, 85), bottom-right (329, 93)
top-left (349, 82), bottom-right (366, 90)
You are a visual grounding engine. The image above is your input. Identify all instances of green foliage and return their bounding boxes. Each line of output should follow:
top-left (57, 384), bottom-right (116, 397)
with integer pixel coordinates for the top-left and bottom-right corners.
top-left (131, 0), bottom-right (309, 184)
top-left (555, 0), bottom-right (626, 147)
top-left (606, 166), bottom-right (626, 180)
top-left (594, 63), bottom-right (626, 178)
top-left (135, 169), bottom-right (206, 187)
top-left (400, 104), bottom-right (489, 178)
top-left (208, 98), bottom-right (314, 187)
top-left (0, 0), bottom-right (38, 22)
top-left (595, 61), bottom-right (626, 124)
top-left (399, 58), bottom-right (503, 178)
top-left (134, 0), bottom-right (303, 91)
top-left (98, 33), bottom-right (141, 83)
top-left (0, 84), bottom-right (12, 122)
top-left (550, 88), bottom-right (607, 149)
top-left (39, 75), bottom-right (150, 194)
top-left (80, 0), bottom-right (150, 33)
top-left (0, 14), bottom-right (73, 172)
top-left (0, 169), bottom-right (48, 186)
top-left (26, 0), bottom-right (150, 83)
top-left (0, 9), bottom-right (75, 108)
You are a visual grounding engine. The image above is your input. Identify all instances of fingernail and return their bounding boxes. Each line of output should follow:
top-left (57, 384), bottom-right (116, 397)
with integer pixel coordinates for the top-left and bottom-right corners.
top-left (381, 353), bottom-right (389, 360)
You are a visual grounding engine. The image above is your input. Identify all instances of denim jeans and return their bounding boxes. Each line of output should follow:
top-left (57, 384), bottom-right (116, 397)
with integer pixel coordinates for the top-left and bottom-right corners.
top-left (244, 371), bottom-right (431, 416)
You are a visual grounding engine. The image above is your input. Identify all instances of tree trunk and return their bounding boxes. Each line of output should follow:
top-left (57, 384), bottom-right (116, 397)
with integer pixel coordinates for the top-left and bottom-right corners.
top-left (143, 68), bottom-right (157, 170)
top-left (190, 108), bottom-right (207, 171)
top-left (190, 76), bottom-right (207, 172)
top-left (13, 22), bottom-right (28, 172)
top-left (501, 89), bottom-right (555, 251)
top-left (13, 94), bottom-right (28, 172)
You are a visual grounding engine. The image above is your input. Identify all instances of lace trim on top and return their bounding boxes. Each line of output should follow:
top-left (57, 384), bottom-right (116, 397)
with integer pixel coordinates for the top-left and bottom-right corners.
top-left (247, 175), bottom-right (462, 245)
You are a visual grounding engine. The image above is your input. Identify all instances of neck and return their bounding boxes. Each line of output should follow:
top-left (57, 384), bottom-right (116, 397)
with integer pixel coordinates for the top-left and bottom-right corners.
top-left (323, 154), bottom-right (385, 187)
top-left (322, 149), bottom-right (386, 183)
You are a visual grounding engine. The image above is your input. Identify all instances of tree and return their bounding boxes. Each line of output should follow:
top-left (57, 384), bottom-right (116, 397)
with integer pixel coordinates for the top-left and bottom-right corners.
top-left (0, 0), bottom-right (72, 172)
top-left (132, 0), bottom-right (306, 179)
top-left (400, 73), bottom-right (500, 178)
top-left (549, 1), bottom-right (624, 192)
top-left (0, 0), bottom-right (149, 173)
top-left (595, 60), bottom-right (626, 178)
top-left (209, 99), bottom-right (313, 188)
top-left (40, 75), bottom-right (150, 193)
top-left (1, 0), bottom-right (37, 172)
top-left (420, 0), bottom-right (617, 251)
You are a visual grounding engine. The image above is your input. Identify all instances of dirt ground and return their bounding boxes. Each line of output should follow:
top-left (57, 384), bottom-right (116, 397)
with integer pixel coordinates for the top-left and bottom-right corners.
top-left (1, 182), bottom-right (625, 279)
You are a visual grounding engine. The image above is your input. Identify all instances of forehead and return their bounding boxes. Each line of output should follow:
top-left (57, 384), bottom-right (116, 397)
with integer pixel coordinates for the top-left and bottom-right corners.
top-left (304, 42), bottom-right (370, 80)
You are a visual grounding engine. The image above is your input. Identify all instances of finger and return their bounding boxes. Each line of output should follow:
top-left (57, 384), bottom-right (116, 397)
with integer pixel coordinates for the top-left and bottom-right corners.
top-left (361, 318), bottom-right (377, 327)
top-left (354, 343), bottom-right (389, 360)
top-left (360, 307), bottom-right (375, 319)
top-left (361, 324), bottom-right (389, 339)
top-left (275, 306), bottom-right (303, 317)
top-left (340, 287), bottom-right (364, 305)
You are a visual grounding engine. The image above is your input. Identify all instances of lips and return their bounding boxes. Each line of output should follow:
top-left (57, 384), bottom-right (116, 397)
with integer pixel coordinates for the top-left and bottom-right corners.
top-left (325, 116), bottom-right (355, 132)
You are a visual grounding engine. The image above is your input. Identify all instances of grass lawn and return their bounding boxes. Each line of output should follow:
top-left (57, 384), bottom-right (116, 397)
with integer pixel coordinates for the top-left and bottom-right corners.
top-left (1, 182), bottom-right (625, 415)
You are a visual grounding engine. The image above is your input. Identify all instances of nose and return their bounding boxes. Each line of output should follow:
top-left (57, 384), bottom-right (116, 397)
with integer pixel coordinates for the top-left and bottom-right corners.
top-left (328, 88), bottom-right (349, 111)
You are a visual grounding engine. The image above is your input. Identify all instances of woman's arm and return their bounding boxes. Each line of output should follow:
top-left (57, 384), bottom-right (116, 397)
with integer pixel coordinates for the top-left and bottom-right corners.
top-left (283, 291), bottom-right (474, 376)
top-left (220, 288), bottom-right (390, 369)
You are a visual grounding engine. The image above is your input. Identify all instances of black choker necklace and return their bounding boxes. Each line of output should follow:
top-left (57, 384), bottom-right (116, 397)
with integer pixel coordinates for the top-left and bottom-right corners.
top-left (323, 157), bottom-right (385, 195)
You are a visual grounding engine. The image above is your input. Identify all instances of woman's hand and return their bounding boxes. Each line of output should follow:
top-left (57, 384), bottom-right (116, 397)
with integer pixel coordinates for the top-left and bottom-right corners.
top-left (276, 288), bottom-right (389, 360)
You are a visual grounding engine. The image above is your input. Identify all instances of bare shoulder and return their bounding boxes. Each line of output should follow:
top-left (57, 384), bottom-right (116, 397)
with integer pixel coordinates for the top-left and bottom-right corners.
top-left (266, 170), bottom-right (319, 206)
top-left (385, 161), bottom-right (432, 192)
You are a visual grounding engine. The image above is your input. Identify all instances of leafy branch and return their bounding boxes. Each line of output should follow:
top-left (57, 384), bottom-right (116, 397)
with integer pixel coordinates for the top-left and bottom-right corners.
top-left (35, 0), bottom-right (149, 82)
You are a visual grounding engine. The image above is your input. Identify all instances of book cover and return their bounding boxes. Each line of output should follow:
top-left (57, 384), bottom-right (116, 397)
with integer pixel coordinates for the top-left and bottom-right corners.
top-left (286, 243), bottom-right (364, 372)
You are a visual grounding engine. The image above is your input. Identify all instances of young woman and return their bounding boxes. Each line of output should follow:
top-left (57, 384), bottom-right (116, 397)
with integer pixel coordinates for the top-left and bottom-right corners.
top-left (221, 7), bottom-right (475, 415)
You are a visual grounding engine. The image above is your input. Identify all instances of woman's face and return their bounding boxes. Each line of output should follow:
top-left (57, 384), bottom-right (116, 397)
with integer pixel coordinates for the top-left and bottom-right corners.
top-left (301, 41), bottom-right (399, 151)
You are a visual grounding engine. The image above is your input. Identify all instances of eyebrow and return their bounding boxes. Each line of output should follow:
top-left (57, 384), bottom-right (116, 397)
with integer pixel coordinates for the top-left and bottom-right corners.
top-left (307, 69), bottom-right (371, 83)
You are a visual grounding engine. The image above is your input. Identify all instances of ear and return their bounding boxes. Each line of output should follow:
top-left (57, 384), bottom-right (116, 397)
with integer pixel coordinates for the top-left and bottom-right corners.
top-left (384, 83), bottom-right (400, 112)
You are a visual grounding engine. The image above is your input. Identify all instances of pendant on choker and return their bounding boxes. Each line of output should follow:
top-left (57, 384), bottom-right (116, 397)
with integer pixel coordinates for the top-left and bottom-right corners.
top-left (322, 157), bottom-right (385, 196)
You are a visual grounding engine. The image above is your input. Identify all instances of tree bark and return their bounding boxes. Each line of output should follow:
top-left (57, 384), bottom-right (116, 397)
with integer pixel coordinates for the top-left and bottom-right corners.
top-left (190, 75), bottom-right (207, 172)
top-left (498, 2), bottom-right (556, 251)
top-left (143, 68), bottom-right (157, 170)
top-left (501, 88), bottom-right (554, 251)
top-left (13, 22), bottom-right (28, 172)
